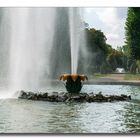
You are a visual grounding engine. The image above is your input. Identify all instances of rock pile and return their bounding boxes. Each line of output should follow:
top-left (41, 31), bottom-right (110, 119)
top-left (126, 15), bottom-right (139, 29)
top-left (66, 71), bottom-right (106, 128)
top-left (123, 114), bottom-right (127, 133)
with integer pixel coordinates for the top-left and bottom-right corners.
top-left (18, 90), bottom-right (131, 103)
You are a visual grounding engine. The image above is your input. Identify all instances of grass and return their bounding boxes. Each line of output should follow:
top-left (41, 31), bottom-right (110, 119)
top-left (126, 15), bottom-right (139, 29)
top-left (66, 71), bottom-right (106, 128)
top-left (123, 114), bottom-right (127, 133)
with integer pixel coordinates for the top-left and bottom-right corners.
top-left (124, 74), bottom-right (140, 80)
top-left (89, 73), bottom-right (110, 79)
top-left (94, 73), bottom-right (109, 77)
top-left (89, 73), bottom-right (140, 81)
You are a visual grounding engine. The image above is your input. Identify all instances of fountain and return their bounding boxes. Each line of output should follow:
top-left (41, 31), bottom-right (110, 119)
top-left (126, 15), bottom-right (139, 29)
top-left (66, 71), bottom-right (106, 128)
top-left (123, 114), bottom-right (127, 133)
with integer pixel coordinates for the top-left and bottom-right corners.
top-left (0, 8), bottom-right (85, 96)
top-left (60, 74), bottom-right (88, 93)
top-left (0, 8), bottom-right (131, 102)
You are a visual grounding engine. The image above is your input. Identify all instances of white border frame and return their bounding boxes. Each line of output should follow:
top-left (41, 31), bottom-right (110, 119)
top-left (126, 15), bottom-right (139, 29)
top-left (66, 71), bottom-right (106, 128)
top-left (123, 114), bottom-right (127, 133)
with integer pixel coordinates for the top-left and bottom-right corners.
top-left (0, 0), bottom-right (140, 7)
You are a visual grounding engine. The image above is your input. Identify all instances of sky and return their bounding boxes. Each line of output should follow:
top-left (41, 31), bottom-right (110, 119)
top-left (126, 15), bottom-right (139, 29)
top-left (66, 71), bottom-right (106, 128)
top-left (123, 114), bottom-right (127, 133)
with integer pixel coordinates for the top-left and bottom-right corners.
top-left (83, 8), bottom-right (128, 49)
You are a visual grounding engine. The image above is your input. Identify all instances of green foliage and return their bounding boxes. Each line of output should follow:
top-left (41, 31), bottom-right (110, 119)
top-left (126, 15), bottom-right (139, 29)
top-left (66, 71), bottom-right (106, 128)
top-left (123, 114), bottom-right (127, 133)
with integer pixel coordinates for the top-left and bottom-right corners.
top-left (107, 48), bottom-right (125, 70)
top-left (122, 45), bottom-right (131, 58)
top-left (100, 62), bottom-right (112, 74)
top-left (125, 8), bottom-right (140, 59)
top-left (83, 27), bottom-right (128, 74)
top-left (85, 28), bottom-right (108, 55)
top-left (83, 28), bottom-right (110, 74)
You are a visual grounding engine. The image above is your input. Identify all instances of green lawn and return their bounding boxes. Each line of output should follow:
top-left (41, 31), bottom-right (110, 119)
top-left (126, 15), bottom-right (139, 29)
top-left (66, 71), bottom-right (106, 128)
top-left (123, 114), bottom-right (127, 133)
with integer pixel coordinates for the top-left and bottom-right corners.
top-left (124, 74), bottom-right (140, 80)
top-left (91, 73), bottom-right (110, 79)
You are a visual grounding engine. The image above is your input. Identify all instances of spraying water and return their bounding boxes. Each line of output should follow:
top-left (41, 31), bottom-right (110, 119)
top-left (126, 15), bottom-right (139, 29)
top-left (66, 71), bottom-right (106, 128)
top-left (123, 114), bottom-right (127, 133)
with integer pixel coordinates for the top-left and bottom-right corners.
top-left (0, 8), bottom-right (85, 97)
top-left (69, 8), bottom-right (81, 74)
top-left (9, 8), bottom-right (56, 91)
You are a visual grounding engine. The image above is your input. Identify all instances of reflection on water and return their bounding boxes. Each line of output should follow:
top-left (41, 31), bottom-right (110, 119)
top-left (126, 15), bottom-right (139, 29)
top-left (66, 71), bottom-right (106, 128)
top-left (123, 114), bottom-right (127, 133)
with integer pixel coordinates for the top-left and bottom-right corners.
top-left (0, 85), bottom-right (140, 133)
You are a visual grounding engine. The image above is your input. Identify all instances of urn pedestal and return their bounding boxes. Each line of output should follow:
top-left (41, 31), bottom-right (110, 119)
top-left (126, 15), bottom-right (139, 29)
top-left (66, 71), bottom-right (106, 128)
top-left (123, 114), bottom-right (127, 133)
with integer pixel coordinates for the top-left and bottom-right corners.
top-left (60, 74), bottom-right (88, 93)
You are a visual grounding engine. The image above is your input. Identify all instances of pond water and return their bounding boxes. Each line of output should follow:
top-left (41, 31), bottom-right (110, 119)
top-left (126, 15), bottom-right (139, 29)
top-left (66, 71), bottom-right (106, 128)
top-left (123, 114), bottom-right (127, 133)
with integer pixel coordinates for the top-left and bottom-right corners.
top-left (0, 85), bottom-right (140, 133)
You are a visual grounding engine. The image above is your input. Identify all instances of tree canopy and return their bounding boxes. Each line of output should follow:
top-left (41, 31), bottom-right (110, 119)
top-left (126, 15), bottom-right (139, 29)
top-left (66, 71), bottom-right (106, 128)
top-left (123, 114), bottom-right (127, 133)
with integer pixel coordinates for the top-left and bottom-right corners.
top-left (125, 8), bottom-right (140, 59)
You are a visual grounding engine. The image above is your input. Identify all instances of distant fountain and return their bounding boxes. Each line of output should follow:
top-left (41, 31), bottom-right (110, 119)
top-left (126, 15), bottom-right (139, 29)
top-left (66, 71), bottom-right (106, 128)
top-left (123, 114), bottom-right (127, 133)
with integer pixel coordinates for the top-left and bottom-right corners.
top-left (0, 8), bottom-right (85, 97)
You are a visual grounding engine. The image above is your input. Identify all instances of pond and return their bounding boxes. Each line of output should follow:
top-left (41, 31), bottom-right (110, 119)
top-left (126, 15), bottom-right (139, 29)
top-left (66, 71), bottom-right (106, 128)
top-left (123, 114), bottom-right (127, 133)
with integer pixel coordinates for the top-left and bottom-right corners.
top-left (0, 85), bottom-right (140, 133)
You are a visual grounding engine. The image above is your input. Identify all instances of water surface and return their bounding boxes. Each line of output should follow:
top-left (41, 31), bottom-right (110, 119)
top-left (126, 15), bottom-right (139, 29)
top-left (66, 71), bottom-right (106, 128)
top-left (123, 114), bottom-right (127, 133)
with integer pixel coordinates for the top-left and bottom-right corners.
top-left (0, 85), bottom-right (140, 133)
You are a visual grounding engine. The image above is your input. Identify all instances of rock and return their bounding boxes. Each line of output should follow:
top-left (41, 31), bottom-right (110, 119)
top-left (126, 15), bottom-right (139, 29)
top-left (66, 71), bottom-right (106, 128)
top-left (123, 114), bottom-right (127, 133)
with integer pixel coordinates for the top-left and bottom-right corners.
top-left (52, 92), bottom-right (58, 96)
top-left (18, 90), bottom-right (131, 103)
top-left (86, 95), bottom-right (94, 103)
top-left (57, 92), bottom-right (69, 102)
top-left (128, 95), bottom-right (131, 100)
top-left (79, 93), bottom-right (88, 101)
top-left (27, 95), bottom-right (32, 99)
top-left (72, 95), bottom-right (80, 100)
top-left (59, 92), bottom-right (65, 96)
top-left (27, 91), bottom-right (35, 96)
top-left (19, 90), bottom-right (27, 99)
top-left (98, 91), bottom-right (102, 95)
top-left (20, 90), bottom-right (26, 95)
top-left (121, 94), bottom-right (129, 100)
top-left (88, 92), bottom-right (94, 96)
top-left (56, 96), bottom-right (65, 102)
top-left (62, 92), bottom-right (71, 99)
top-left (107, 98), bottom-right (112, 102)
top-left (95, 92), bottom-right (104, 101)
top-left (37, 94), bottom-right (43, 99)
top-left (27, 94), bottom-right (38, 100)
top-left (65, 97), bottom-right (71, 102)
top-left (46, 92), bottom-right (58, 102)
top-left (42, 93), bottom-right (48, 98)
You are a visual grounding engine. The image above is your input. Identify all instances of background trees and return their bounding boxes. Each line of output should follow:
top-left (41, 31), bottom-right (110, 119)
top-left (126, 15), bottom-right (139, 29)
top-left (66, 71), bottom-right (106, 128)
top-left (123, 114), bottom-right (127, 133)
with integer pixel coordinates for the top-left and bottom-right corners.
top-left (79, 26), bottom-right (127, 74)
top-left (82, 7), bottom-right (140, 75)
top-left (85, 28), bottom-right (109, 73)
top-left (125, 8), bottom-right (140, 59)
top-left (125, 8), bottom-right (140, 73)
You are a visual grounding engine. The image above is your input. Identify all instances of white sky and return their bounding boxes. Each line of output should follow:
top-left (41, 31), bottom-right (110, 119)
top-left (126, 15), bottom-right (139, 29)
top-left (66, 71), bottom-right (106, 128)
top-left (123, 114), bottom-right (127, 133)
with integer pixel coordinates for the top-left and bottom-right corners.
top-left (83, 8), bottom-right (128, 49)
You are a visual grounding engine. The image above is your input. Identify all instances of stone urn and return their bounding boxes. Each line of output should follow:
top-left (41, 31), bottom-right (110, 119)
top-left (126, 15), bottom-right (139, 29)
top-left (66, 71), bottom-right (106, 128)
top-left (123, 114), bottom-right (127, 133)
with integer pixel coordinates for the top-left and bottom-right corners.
top-left (60, 74), bottom-right (88, 93)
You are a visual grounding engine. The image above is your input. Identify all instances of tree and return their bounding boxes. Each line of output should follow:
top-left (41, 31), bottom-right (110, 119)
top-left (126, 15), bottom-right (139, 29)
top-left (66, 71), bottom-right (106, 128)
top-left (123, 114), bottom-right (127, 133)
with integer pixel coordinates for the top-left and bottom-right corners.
top-left (125, 8), bottom-right (140, 59)
top-left (82, 28), bottom-right (111, 74)
top-left (86, 28), bottom-right (108, 55)
top-left (107, 48), bottom-right (125, 71)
